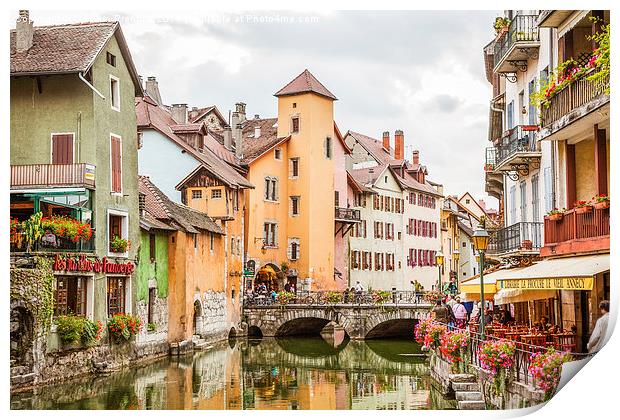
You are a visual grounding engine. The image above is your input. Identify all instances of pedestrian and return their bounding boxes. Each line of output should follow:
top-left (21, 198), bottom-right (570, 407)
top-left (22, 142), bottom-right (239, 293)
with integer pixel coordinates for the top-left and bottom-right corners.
top-left (452, 297), bottom-right (468, 330)
top-left (343, 288), bottom-right (350, 303)
top-left (587, 300), bottom-right (609, 353)
top-left (470, 302), bottom-right (481, 322)
top-left (284, 282), bottom-right (291, 293)
top-left (446, 294), bottom-right (457, 309)
top-left (444, 300), bottom-right (456, 330)
top-left (354, 281), bottom-right (364, 303)
top-left (431, 299), bottom-right (449, 325)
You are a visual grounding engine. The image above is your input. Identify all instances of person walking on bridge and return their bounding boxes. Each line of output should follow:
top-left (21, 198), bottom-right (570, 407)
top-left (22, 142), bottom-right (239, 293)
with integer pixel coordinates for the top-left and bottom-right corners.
top-left (452, 297), bottom-right (468, 330)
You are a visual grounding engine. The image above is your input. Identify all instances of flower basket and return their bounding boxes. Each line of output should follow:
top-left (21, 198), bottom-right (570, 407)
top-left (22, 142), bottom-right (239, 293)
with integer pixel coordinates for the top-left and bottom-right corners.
top-left (110, 236), bottom-right (129, 253)
top-left (107, 314), bottom-right (142, 343)
top-left (529, 349), bottom-right (572, 400)
top-left (593, 201), bottom-right (609, 210)
top-left (575, 205), bottom-right (593, 214)
top-left (549, 213), bottom-right (563, 221)
top-left (521, 240), bottom-right (533, 250)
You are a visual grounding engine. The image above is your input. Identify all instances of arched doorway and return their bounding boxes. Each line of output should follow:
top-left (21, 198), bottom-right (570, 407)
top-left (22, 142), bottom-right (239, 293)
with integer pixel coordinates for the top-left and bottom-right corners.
top-left (248, 325), bottom-right (263, 339)
top-left (254, 263), bottom-right (282, 291)
top-left (193, 300), bottom-right (202, 336)
top-left (10, 305), bottom-right (34, 367)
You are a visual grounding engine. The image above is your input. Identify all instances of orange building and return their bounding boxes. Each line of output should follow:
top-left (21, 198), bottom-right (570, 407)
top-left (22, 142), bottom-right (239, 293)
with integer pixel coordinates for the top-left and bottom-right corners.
top-left (237, 70), bottom-right (340, 291)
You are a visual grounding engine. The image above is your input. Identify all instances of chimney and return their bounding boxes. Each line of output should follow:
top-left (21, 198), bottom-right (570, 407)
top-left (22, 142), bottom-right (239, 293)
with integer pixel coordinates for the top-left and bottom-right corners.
top-left (15, 10), bottom-right (34, 52)
top-left (145, 76), bottom-right (163, 105)
top-left (254, 126), bottom-right (261, 138)
top-left (382, 131), bottom-right (390, 152)
top-left (234, 123), bottom-right (244, 159)
top-left (394, 130), bottom-right (404, 160)
top-left (234, 102), bottom-right (247, 122)
top-left (254, 114), bottom-right (260, 119)
top-left (223, 125), bottom-right (233, 150)
top-left (171, 104), bottom-right (188, 124)
top-left (412, 150), bottom-right (420, 165)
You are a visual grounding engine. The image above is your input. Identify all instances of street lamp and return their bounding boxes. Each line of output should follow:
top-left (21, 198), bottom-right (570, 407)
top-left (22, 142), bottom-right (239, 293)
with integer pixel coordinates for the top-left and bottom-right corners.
top-left (472, 226), bottom-right (490, 339)
top-left (452, 249), bottom-right (460, 290)
top-left (435, 251), bottom-right (444, 293)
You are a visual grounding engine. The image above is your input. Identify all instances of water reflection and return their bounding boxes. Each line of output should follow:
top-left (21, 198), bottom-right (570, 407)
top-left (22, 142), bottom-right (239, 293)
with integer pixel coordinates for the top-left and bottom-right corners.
top-left (11, 337), bottom-right (455, 410)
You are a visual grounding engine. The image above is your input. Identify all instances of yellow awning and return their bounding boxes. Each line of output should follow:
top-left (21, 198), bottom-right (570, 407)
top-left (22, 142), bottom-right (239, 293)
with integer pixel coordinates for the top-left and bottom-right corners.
top-left (460, 266), bottom-right (531, 294)
top-left (496, 254), bottom-right (609, 291)
top-left (459, 291), bottom-right (496, 302)
top-left (494, 288), bottom-right (558, 305)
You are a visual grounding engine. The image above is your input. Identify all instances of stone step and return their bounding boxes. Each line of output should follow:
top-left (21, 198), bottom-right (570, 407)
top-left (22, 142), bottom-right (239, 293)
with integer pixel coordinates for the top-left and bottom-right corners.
top-left (449, 373), bottom-right (476, 383)
top-left (193, 339), bottom-right (209, 349)
top-left (458, 400), bottom-right (486, 410)
top-left (455, 391), bottom-right (484, 402)
top-left (452, 382), bottom-right (480, 392)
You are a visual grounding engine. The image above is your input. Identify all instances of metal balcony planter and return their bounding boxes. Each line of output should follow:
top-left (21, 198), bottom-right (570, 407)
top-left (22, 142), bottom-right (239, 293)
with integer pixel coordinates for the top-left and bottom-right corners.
top-left (574, 206), bottom-right (593, 215)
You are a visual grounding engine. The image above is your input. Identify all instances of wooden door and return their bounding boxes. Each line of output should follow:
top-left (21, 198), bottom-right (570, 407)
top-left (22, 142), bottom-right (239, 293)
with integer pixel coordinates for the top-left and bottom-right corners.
top-left (51, 134), bottom-right (74, 164)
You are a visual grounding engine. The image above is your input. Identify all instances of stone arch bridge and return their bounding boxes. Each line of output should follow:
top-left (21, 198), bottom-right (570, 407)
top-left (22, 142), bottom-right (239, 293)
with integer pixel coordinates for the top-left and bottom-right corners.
top-left (243, 303), bottom-right (432, 340)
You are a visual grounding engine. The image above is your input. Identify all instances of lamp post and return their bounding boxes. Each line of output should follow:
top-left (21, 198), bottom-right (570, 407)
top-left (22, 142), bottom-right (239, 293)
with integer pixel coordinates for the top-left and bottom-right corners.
top-left (472, 226), bottom-right (490, 339)
top-left (452, 249), bottom-right (460, 291)
top-left (435, 251), bottom-right (444, 293)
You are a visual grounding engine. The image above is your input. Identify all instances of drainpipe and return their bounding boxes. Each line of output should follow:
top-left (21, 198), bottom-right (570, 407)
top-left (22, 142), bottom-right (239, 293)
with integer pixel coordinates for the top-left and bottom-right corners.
top-left (79, 72), bottom-right (105, 99)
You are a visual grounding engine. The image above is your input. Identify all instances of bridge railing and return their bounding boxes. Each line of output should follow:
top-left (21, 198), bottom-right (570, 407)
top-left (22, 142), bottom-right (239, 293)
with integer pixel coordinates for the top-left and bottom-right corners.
top-left (243, 290), bottom-right (434, 307)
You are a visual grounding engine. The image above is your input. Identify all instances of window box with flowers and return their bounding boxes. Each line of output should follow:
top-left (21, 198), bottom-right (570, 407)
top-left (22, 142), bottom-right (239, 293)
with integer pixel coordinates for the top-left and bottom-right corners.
top-left (493, 17), bottom-right (510, 35)
top-left (546, 208), bottom-right (565, 221)
top-left (107, 313), bottom-right (142, 344)
top-left (574, 201), bottom-right (593, 214)
top-left (529, 349), bottom-right (572, 401)
top-left (592, 194), bottom-right (609, 210)
top-left (110, 235), bottom-right (130, 253)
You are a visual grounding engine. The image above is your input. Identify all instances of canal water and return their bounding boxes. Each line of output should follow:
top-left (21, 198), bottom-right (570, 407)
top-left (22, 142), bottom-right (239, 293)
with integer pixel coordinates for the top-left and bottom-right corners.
top-left (11, 337), bottom-right (455, 410)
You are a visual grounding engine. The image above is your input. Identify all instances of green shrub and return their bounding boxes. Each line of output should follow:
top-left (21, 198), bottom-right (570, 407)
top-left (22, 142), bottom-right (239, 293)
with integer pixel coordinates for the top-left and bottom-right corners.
top-left (56, 315), bottom-right (103, 345)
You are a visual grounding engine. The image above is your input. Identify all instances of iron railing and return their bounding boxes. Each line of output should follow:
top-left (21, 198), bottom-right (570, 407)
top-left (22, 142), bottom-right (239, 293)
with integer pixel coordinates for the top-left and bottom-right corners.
top-left (488, 222), bottom-right (543, 255)
top-left (243, 290), bottom-right (433, 307)
top-left (10, 163), bottom-right (96, 189)
top-left (484, 147), bottom-right (497, 172)
top-left (335, 207), bottom-right (361, 222)
top-left (494, 14), bottom-right (540, 68)
top-left (496, 125), bottom-right (538, 166)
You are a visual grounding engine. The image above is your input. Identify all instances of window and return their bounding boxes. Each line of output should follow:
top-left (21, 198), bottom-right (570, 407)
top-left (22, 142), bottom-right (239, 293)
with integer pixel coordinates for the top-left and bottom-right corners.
top-left (290, 158), bottom-right (299, 178)
top-left (519, 181), bottom-right (527, 222)
top-left (209, 232), bottom-right (214, 252)
top-left (107, 277), bottom-right (126, 316)
top-left (274, 148), bottom-right (282, 160)
top-left (528, 78), bottom-right (537, 125)
top-left (192, 233), bottom-right (198, 249)
top-left (291, 117), bottom-right (300, 133)
top-left (264, 222), bottom-right (277, 247)
top-left (290, 196), bottom-right (300, 216)
top-left (54, 276), bottom-right (87, 317)
top-left (211, 189), bottom-right (222, 199)
top-left (192, 190), bottom-right (202, 199)
top-left (292, 102), bottom-right (297, 108)
top-left (147, 287), bottom-right (156, 324)
top-left (264, 177), bottom-right (278, 201)
top-left (324, 137), bottom-right (332, 159)
top-left (334, 191), bottom-right (340, 207)
top-left (110, 75), bottom-right (120, 111)
top-left (149, 233), bottom-right (156, 261)
top-left (543, 167), bottom-right (553, 213)
top-left (507, 100), bottom-right (514, 129)
top-left (108, 212), bottom-right (127, 254)
top-left (465, 199), bottom-right (470, 204)
top-left (518, 90), bottom-right (525, 125)
top-left (288, 238), bottom-right (300, 261)
top-left (230, 236), bottom-right (235, 255)
top-left (106, 51), bottom-right (116, 67)
top-left (110, 135), bottom-right (122, 193)
top-left (51, 133), bottom-right (74, 164)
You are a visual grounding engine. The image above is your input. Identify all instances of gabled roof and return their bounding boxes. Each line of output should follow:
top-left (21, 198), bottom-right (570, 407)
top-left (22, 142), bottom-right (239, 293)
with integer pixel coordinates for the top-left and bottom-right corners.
top-left (274, 69), bottom-right (337, 100)
top-left (136, 96), bottom-right (253, 189)
top-left (334, 122), bottom-right (352, 154)
top-left (458, 192), bottom-right (488, 215)
top-left (139, 176), bottom-right (223, 235)
top-left (239, 117), bottom-right (290, 164)
top-left (347, 131), bottom-right (393, 164)
top-left (347, 171), bottom-right (376, 194)
top-left (189, 105), bottom-right (228, 125)
top-left (10, 21), bottom-right (143, 96)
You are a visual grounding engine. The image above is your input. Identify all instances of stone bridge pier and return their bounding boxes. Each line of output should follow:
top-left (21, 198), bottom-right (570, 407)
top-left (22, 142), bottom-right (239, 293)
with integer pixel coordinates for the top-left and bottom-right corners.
top-left (243, 304), bottom-right (432, 340)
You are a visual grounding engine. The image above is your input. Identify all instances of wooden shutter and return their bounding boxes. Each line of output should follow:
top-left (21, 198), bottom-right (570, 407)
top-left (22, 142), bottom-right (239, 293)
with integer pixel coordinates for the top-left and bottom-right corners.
top-left (111, 136), bottom-right (122, 192)
top-left (51, 134), bottom-right (74, 164)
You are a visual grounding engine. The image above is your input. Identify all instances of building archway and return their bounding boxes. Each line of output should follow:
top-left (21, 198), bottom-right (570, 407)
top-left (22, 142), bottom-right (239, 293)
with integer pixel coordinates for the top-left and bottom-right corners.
top-left (254, 263), bottom-right (283, 291)
top-left (193, 299), bottom-right (203, 336)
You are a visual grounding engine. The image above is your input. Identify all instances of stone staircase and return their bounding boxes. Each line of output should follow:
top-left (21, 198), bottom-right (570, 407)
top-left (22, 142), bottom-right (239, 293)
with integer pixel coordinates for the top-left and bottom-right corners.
top-left (450, 374), bottom-right (486, 410)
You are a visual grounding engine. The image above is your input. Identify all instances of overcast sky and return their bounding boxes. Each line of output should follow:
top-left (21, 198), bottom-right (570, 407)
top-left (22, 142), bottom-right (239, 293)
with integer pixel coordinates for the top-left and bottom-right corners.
top-left (27, 10), bottom-right (500, 208)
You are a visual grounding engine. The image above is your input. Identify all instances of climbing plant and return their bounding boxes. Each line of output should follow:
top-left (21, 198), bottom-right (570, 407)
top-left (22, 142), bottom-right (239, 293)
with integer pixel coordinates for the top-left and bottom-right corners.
top-left (9, 256), bottom-right (55, 333)
top-left (587, 22), bottom-right (610, 94)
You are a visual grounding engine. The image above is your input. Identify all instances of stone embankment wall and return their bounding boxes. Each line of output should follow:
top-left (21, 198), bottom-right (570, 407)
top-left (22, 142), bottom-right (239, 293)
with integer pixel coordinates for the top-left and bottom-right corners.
top-left (429, 349), bottom-right (546, 410)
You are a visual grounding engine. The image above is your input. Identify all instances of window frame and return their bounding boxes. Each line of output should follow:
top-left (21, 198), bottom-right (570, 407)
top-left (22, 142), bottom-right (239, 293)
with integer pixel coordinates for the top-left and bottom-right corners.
top-left (192, 189), bottom-right (203, 199)
top-left (109, 74), bottom-right (121, 112)
top-left (107, 208), bottom-right (129, 257)
top-left (110, 133), bottom-right (123, 195)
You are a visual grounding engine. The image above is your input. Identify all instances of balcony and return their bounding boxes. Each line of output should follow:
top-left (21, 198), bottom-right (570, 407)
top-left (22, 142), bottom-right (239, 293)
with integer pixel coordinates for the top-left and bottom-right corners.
top-left (11, 163), bottom-right (96, 190)
top-left (11, 232), bottom-right (96, 254)
top-left (335, 207), bottom-right (361, 223)
top-left (541, 207), bottom-right (610, 257)
top-left (494, 14), bottom-right (540, 74)
top-left (539, 70), bottom-right (610, 137)
top-left (487, 222), bottom-right (543, 257)
top-left (494, 125), bottom-right (540, 180)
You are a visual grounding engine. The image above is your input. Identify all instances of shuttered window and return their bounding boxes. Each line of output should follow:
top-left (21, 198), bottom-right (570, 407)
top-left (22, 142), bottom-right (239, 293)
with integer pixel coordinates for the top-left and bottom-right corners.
top-left (111, 135), bottom-right (122, 193)
top-left (51, 134), bottom-right (74, 164)
top-left (107, 277), bottom-right (126, 316)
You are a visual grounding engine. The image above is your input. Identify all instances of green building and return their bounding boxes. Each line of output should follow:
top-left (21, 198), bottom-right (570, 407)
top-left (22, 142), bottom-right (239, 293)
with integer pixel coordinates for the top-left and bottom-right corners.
top-left (10, 11), bottom-right (143, 352)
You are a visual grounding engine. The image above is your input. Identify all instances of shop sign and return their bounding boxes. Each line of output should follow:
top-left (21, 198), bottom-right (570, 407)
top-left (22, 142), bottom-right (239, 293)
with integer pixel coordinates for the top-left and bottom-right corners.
top-left (52, 254), bottom-right (135, 275)
top-left (499, 276), bottom-right (594, 290)
top-left (84, 164), bottom-right (96, 181)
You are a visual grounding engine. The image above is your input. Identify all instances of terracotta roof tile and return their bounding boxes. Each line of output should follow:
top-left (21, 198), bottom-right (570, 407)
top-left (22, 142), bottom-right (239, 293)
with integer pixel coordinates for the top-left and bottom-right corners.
top-left (274, 69), bottom-right (337, 100)
top-left (239, 117), bottom-right (290, 164)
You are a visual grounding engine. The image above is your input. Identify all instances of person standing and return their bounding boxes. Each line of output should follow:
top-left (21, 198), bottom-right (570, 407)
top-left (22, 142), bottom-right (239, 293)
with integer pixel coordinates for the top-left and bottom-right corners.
top-left (431, 299), bottom-right (449, 325)
top-left (354, 281), bottom-right (364, 303)
top-left (588, 300), bottom-right (610, 353)
top-left (452, 297), bottom-right (468, 330)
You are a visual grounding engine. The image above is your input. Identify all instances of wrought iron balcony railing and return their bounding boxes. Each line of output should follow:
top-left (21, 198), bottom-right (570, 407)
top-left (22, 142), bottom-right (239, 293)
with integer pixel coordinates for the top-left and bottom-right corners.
top-left (495, 125), bottom-right (539, 171)
top-left (335, 207), bottom-right (361, 222)
top-left (494, 14), bottom-right (540, 72)
top-left (11, 163), bottom-right (96, 189)
top-left (487, 222), bottom-right (543, 255)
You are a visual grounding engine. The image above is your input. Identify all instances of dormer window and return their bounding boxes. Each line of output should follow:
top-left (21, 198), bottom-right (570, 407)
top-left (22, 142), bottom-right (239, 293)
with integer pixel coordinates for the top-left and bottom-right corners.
top-left (106, 52), bottom-right (116, 67)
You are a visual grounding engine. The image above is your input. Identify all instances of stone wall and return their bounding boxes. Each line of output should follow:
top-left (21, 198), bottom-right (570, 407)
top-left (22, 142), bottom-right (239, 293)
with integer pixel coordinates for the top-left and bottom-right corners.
top-left (429, 349), bottom-right (546, 410)
top-left (136, 295), bottom-right (169, 345)
top-left (197, 290), bottom-right (229, 342)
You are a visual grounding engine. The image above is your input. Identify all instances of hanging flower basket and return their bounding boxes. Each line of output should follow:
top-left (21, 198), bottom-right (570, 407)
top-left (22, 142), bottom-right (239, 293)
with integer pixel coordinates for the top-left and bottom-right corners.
top-left (575, 205), bottom-right (593, 214)
top-left (593, 201), bottom-right (609, 210)
top-left (549, 213), bottom-right (563, 221)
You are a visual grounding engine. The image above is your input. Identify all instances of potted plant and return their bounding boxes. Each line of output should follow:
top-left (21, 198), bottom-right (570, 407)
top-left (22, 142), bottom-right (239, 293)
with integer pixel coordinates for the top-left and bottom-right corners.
top-left (110, 235), bottom-right (129, 253)
top-left (592, 194), bottom-right (610, 210)
top-left (494, 17), bottom-right (510, 35)
top-left (521, 239), bottom-right (533, 250)
top-left (547, 208), bottom-right (564, 221)
top-left (574, 200), bottom-right (593, 214)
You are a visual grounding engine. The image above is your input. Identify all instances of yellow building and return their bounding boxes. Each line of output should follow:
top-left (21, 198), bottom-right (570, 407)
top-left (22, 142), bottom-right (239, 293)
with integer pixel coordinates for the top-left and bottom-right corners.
top-left (241, 70), bottom-right (338, 291)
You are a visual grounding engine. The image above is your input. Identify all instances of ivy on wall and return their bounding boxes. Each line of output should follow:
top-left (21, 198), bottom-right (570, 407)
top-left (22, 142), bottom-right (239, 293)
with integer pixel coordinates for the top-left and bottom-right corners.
top-left (10, 256), bottom-right (54, 332)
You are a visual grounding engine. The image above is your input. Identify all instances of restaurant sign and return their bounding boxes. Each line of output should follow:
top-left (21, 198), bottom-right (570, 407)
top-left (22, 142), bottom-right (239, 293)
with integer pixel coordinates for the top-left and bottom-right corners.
top-left (498, 276), bottom-right (594, 290)
top-left (52, 254), bottom-right (135, 275)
